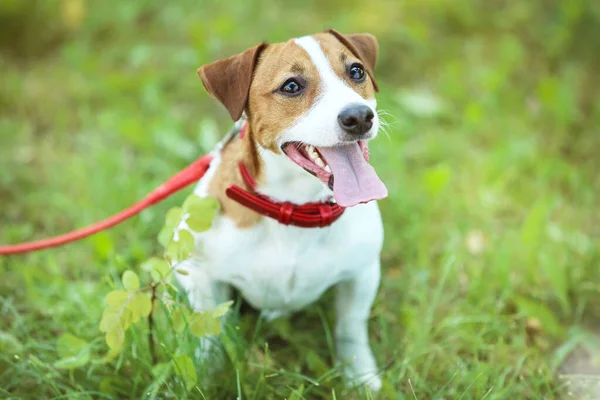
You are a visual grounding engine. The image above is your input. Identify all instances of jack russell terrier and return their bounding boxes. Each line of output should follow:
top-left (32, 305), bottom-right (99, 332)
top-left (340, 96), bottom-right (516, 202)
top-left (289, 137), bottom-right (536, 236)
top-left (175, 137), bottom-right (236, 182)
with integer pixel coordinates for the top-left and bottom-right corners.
top-left (173, 29), bottom-right (388, 391)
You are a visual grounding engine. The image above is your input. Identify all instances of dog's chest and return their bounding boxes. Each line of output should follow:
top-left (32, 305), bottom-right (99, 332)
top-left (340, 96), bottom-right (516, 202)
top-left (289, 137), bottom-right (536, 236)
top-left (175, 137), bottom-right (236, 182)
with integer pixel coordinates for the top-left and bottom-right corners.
top-left (201, 202), bottom-right (383, 312)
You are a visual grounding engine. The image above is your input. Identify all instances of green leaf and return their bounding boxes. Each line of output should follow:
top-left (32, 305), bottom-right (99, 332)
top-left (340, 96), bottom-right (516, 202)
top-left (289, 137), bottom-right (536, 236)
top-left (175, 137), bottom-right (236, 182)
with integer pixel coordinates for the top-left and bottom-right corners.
top-left (182, 194), bottom-right (204, 213)
top-left (165, 207), bottom-right (184, 229)
top-left (172, 354), bottom-right (197, 391)
top-left (183, 194), bottom-right (219, 217)
top-left (53, 351), bottom-right (90, 370)
top-left (121, 308), bottom-right (134, 330)
top-left (151, 362), bottom-right (172, 380)
top-left (211, 300), bottom-right (234, 318)
top-left (105, 325), bottom-right (125, 351)
top-left (178, 230), bottom-right (195, 259)
top-left (56, 333), bottom-right (87, 358)
top-left (127, 292), bottom-right (152, 319)
top-left (158, 207), bottom-right (183, 248)
top-left (172, 307), bottom-right (190, 333)
top-left (186, 215), bottom-right (213, 233)
top-left (122, 270), bottom-right (140, 292)
top-left (166, 230), bottom-right (195, 263)
top-left (189, 312), bottom-right (221, 338)
top-left (54, 336), bottom-right (91, 370)
top-left (165, 229), bottom-right (194, 264)
top-left (105, 290), bottom-right (129, 308)
top-left (100, 310), bottom-right (121, 333)
top-left (158, 227), bottom-right (174, 249)
top-left (142, 257), bottom-right (172, 282)
top-left (165, 240), bottom-right (180, 264)
top-left (127, 304), bottom-right (141, 324)
top-left (515, 296), bottom-right (565, 339)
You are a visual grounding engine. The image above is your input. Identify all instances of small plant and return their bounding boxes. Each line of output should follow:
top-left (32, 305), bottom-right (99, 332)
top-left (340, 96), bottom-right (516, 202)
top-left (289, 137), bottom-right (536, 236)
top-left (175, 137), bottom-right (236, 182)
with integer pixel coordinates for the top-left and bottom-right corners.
top-left (55, 193), bottom-right (230, 393)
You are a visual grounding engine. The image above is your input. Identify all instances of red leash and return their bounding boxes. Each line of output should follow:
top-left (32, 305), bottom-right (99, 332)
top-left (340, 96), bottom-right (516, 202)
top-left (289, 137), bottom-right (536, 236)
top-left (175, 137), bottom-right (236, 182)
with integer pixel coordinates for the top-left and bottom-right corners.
top-left (0, 155), bottom-right (213, 255)
top-left (0, 123), bottom-right (345, 256)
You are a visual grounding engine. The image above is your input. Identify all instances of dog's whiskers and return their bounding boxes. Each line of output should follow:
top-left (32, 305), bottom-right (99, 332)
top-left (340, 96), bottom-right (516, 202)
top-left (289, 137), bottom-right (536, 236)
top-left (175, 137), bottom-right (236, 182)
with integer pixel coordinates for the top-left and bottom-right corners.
top-left (376, 108), bottom-right (398, 142)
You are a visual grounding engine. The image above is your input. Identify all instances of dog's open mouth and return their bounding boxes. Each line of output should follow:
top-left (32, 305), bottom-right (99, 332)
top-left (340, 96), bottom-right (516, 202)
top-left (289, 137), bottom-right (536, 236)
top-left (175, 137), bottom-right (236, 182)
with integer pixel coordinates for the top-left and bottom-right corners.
top-left (282, 141), bottom-right (388, 207)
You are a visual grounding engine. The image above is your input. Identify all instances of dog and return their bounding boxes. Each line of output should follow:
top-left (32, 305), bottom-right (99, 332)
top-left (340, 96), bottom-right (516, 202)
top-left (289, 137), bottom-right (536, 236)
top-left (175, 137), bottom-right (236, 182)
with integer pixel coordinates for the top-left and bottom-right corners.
top-left (173, 29), bottom-right (388, 391)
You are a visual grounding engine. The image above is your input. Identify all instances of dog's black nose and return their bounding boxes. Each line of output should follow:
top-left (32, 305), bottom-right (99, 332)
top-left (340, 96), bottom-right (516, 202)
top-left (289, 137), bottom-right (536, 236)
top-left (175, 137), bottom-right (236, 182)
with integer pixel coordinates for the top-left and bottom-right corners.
top-left (338, 104), bottom-right (374, 136)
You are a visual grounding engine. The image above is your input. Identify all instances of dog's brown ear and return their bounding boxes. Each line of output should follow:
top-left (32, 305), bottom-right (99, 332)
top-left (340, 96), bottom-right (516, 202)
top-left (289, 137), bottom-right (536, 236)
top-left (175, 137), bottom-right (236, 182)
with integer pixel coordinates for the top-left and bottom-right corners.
top-left (198, 42), bottom-right (268, 121)
top-left (326, 29), bottom-right (379, 92)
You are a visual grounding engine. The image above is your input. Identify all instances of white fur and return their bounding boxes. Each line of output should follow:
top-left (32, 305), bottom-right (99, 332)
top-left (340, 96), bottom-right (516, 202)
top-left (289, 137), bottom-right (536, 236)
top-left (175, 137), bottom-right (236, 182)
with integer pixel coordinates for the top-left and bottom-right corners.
top-left (174, 36), bottom-right (384, 391)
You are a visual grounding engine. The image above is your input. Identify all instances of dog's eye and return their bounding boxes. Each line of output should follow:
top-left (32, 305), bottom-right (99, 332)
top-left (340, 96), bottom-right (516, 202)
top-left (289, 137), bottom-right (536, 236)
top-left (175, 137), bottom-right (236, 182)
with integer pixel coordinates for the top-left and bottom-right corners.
top-left (348, 64), bottom-right (366, 82)
top-left (278, 78), bottom-right (304, 96)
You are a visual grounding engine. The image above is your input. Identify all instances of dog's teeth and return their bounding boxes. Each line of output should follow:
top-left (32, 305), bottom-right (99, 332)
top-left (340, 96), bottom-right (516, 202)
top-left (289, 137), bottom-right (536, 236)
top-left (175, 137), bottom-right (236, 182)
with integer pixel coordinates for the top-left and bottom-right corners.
top-left (315, 158), bottom-right (325, 167)
top-left (324, 165), bottom-right (331, 173)
top-left (309, 151), bottom-right (319, 160)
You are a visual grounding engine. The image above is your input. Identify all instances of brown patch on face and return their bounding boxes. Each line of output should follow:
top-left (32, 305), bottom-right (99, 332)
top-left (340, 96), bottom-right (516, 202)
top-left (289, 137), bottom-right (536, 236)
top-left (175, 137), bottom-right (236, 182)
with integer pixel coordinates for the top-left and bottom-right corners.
top-left (325, 29), bottom-right (379, 91)
top-left (246, 40), bottom-right (321, 153)
top-left (312, 33), bottom-right (377, 101)
top-left (201, 41), bottom-right (321, 228)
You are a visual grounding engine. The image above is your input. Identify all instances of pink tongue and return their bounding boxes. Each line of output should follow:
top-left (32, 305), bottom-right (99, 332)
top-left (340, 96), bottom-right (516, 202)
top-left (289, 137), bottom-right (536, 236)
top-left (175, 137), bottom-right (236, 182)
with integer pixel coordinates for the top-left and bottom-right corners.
top-left (317, 143), bottom-right (388, 207)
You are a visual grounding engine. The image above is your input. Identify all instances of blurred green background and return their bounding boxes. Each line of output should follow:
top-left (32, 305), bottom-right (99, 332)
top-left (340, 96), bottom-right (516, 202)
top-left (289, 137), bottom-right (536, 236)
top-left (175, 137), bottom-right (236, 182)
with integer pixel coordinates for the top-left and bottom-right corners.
top-left (1, 0), bottom-right (600, 398)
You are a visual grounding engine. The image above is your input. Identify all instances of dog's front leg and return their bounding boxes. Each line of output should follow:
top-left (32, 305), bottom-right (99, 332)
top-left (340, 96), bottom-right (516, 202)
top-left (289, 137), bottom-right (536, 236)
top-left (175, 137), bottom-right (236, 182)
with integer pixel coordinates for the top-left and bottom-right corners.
top-left (335, 260), bottom-right (382, 392)
top-left (175, 257), bottom-right (231, 364)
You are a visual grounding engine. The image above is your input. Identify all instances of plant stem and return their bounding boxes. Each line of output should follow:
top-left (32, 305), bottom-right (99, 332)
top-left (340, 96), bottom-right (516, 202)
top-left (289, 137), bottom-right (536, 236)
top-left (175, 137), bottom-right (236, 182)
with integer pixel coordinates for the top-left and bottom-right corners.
top-left (148, 283), bottom-right (158, 365)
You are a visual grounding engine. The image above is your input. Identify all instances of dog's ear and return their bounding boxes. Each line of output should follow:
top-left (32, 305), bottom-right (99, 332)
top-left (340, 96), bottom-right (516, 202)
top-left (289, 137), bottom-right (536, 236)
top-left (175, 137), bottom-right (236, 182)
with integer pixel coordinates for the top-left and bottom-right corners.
top-left (326, 29), bottom-right (379, 92)
top-left (198, 42), bottom-right (268, 121)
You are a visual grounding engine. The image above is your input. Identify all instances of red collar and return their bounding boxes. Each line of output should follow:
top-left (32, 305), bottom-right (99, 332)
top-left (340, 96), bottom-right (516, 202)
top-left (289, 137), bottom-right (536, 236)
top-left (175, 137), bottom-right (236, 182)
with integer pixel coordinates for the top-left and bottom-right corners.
top-left (224, 123), bottom-right (345, 228)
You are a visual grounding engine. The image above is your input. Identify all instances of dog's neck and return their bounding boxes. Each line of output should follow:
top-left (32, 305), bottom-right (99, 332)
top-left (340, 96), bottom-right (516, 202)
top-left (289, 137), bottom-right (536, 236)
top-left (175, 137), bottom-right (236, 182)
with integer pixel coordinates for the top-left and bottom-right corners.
top-left (256, 148), bottom-right (334, 204)
top-left (205, 121), bottom-right (336, 228)
top-left (242, 123), bottom-right (334, 205)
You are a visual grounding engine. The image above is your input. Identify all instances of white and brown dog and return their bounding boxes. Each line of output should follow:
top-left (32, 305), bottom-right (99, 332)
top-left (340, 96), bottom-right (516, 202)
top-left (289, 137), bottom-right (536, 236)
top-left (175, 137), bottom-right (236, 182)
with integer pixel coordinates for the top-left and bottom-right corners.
top-left (174, 29), bottom-right (388, 391)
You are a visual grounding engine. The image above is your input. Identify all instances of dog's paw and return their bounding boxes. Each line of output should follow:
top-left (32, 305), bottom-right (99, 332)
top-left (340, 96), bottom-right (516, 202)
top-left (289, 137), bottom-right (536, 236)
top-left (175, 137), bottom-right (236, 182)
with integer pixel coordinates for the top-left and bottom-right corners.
top-left (361, 374), bottom-right (383, 393)
top-left (338, 342), bottom-right (382, 392)
top-left (344, 365), bottom-right (382, 393)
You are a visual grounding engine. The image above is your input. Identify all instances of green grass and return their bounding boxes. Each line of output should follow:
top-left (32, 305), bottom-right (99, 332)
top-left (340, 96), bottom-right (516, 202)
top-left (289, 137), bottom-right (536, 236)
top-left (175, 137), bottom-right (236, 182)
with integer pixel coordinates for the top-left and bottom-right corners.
top-left (1, 0), bottom-right (600, 398)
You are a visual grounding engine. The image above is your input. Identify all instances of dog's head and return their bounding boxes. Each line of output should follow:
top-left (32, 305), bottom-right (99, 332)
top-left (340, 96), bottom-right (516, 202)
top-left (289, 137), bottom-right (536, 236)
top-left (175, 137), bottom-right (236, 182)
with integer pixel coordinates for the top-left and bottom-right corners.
top-left (198, 30), bottom-right (387, 207)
